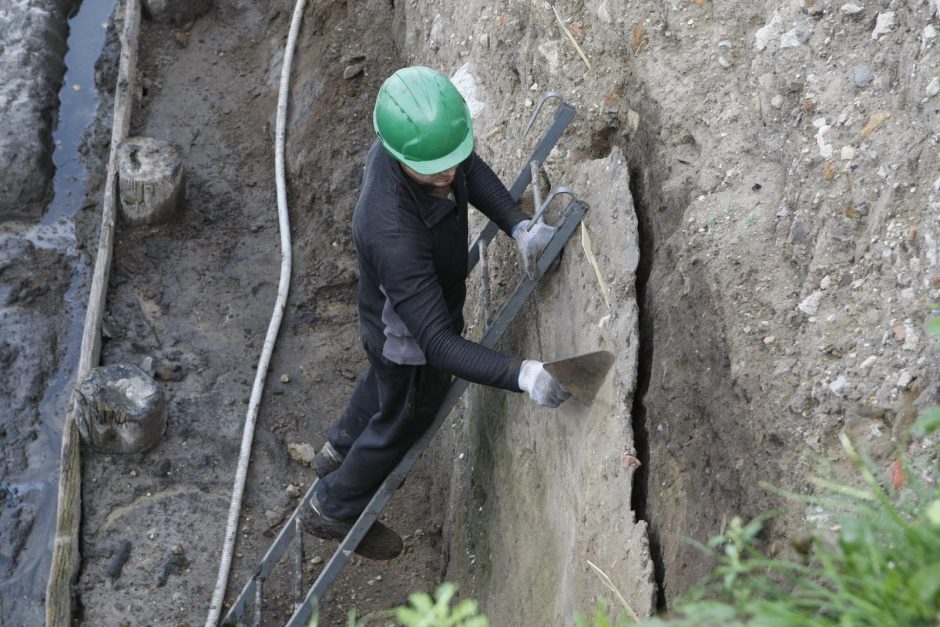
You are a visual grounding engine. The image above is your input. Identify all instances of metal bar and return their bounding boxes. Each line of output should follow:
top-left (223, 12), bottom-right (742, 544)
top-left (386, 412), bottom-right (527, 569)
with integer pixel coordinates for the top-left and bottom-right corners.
top-left (523, 92), bottom-right (568, 138)
top-left (284, 198), bottom-right (587, 627)
top-left (467, 98), bottom-right (575, 271)
top-left (293, 516), bottom-right (304, 609)
top-left (529, 161), bottom-right (542, 221)
top-left (478, 241), bottom-right (490, 332)
top-left (253, 579), bottom-right (262, 627)
top-left (222, 490), bottom-right (309, 625)
top-left (531, 186), bottom-right (575, 229)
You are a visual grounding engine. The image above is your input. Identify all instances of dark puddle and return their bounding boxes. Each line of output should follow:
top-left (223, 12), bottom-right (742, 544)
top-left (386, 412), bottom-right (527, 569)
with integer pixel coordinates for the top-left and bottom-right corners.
top-left (44, 0), bottom-right (115, 226)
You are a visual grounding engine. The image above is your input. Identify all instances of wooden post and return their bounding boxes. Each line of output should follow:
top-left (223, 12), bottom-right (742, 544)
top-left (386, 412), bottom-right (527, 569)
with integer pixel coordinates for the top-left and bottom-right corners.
top-left (45, 0), bottom-right (141, 623)
top-left (117, 137), bottom-right (185, 226)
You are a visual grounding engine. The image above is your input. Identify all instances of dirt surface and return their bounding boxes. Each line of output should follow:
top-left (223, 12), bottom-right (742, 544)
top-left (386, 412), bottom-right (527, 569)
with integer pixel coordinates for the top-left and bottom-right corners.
top-left (0, 223), bottom-right (86, 625)
top-left (75, 0), bottom-right (444, 624)
top-left (1, 2), bottom-right (106, 622)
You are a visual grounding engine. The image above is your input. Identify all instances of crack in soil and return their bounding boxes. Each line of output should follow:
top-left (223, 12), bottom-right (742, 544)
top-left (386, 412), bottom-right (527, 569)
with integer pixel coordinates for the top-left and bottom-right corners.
top-left (628, 156), bottom-right (668, 612)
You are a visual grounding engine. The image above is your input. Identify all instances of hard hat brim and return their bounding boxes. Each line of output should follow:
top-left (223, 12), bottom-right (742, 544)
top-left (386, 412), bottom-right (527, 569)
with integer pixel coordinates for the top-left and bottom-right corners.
top-left (383, 128), bottom-right (474, 175)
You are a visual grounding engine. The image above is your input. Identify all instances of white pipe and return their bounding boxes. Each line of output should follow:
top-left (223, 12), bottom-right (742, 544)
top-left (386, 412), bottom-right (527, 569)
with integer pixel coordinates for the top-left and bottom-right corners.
top-left (204, 0), bottom-right (306, 622)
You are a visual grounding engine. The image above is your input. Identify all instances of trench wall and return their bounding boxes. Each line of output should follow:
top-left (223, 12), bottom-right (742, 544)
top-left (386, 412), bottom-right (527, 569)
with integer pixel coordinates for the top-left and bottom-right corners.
top-left (399, 0), bottom-right (940, 618)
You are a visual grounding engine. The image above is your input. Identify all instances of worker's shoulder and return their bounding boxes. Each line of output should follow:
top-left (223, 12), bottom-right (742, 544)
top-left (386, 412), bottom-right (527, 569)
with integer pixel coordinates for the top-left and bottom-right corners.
top-left (353, 178), bottom-right (414, 232)
top-left (353, 147), bottom-right (421, 232)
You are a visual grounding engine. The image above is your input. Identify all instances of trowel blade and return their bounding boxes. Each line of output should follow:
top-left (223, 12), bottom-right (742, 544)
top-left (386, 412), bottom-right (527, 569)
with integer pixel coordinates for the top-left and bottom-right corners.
top-left (543, 351), bottom-right (615, 402)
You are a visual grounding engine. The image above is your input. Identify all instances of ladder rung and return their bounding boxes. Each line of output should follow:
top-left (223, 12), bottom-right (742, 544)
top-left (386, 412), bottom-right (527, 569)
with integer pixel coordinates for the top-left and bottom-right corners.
top-left (253, 578), bottom-right (262, 627)
top-left (530, 160), bottom-right (542, 213)
top-left (478, 240), bottom-right (490, 332)
top-left (293, 517), bottom-right (304, 609)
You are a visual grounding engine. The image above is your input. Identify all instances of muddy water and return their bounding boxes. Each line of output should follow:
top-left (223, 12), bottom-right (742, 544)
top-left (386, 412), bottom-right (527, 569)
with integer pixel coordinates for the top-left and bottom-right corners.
top-left (0, 0), bottom-right (114, 623)
top-left (43, 0), bottom-right (115, 225)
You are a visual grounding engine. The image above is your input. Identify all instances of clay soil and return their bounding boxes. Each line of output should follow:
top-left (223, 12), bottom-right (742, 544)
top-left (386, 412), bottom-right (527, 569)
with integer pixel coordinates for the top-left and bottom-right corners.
top-left (73, 0), bottom-right (447, 624)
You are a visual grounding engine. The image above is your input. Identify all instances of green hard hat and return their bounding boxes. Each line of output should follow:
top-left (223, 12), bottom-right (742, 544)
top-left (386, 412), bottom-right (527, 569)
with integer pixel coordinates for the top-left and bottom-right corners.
top-left (373, 66), bottom-right (474, 175)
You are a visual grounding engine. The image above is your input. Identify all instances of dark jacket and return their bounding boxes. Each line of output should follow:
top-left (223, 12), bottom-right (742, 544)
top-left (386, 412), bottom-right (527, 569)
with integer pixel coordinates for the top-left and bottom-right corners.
top-left (352, 141), bottom-right (529, 391)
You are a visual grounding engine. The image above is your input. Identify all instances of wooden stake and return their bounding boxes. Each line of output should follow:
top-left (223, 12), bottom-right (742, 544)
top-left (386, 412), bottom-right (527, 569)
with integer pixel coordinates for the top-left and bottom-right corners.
top-left (45, 0), bottom-right (141, 623)
top-left (117, 137), bottom-right (186, 226)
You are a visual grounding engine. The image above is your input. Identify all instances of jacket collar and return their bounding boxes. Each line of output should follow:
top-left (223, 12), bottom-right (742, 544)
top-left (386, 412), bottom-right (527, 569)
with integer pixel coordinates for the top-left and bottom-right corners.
top-left (377, 142), bottom-right (467, 228)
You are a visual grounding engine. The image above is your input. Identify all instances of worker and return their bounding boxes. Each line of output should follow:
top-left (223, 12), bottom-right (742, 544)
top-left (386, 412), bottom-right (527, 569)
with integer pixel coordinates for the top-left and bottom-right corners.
top-left (300, 66), bottom-right (570, 559)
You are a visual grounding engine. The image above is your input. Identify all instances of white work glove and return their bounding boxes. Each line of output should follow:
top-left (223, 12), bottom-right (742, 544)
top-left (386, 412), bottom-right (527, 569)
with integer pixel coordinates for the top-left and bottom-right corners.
top-left (518, 360), bottom-right (571, 408)
top-left (513, 219), bottom-right (557, 280)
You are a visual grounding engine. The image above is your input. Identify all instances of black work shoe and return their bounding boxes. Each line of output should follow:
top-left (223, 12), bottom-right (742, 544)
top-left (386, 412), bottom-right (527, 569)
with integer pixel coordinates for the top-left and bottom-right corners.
top-left (313, 442), bottom-right (344, 479)
top-left (299, 496), bottom-right (403, 561)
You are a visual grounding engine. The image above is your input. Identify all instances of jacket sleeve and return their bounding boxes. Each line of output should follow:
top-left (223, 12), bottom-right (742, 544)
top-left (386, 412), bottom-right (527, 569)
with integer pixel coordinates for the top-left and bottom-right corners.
top-left (464, 152), bottom-right (529, 235)
top-left (365, 226), bottom-right (523, 392)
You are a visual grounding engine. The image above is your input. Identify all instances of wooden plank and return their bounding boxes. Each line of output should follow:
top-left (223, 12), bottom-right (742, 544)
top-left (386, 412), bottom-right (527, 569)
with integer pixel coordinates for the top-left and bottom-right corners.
top-left (44, 0), bottom-right (141, 623)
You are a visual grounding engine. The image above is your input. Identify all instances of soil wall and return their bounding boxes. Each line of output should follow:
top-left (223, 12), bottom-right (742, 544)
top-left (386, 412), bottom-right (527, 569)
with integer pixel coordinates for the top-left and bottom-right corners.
top-left (0, 0), bottom-right (73, 221)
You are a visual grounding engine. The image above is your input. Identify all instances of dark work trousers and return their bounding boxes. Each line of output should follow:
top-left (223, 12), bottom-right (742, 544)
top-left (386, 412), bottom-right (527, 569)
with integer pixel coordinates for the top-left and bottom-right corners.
top-left (313, 348), bottom-right (451, 520)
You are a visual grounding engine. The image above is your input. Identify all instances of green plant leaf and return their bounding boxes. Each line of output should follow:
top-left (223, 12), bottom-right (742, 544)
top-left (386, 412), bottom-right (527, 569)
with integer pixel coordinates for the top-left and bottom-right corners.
top-left (434, 582), bottom-right (457, 609)
top-left (911, 563), bottom-right (940, 606)
top-left (447, 599), bottom-right (481, 623)
top-left (408, 592), bottom-right (435, 613)
top-left (395, 607), bottom-right (423, 624)
top-left (913, 407), bottom-right (940, 437)
top-left (926, 316), bottom-right (940, 337)
top-left (927, 500), bottom-right (940, 526)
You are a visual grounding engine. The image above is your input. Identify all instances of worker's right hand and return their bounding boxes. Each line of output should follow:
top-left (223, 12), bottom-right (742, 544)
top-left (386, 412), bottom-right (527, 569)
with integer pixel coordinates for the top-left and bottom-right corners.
top-left (518, 360), bottom-right (571, 407)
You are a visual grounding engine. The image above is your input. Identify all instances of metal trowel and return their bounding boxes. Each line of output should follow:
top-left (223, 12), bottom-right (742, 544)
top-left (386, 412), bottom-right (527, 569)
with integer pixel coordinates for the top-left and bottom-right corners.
top-left (543, 350), bottom-right (615, 402)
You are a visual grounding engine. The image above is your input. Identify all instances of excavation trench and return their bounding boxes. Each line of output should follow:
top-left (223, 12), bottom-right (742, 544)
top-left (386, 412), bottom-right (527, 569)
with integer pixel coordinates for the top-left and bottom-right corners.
top-left (6, 0), bottom-right (939, 624)
top-left (72, 1), bottom-right (669, 621)
top-left (71, 2), bottom-right (448, 624)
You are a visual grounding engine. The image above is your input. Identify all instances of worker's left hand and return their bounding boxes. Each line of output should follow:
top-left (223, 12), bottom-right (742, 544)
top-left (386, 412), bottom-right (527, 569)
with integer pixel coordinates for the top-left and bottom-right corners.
top-left (513, 219), bottom-right (557, 280)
